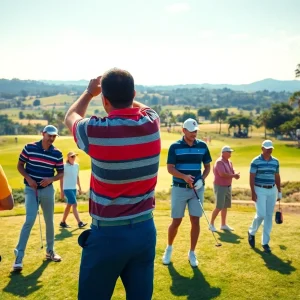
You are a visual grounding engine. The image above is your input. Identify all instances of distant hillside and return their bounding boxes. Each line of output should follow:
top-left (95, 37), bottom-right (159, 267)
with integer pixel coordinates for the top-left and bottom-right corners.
top-left (0, 79), bottom-right (85, 96)
top-left (41, 78), bottom-right (300, 92)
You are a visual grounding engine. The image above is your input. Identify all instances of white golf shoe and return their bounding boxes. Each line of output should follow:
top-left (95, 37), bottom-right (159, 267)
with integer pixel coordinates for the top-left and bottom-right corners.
top-left (13, 249), bottom-right (23, 272)
top-left (209, 224), bottom-right (217, 232)
top-left (162, 246), bottom-right (173, 265)
top-left (220, 224), bottom-right (234, 231)
top-left (188, 251), bottom-right (198, 267)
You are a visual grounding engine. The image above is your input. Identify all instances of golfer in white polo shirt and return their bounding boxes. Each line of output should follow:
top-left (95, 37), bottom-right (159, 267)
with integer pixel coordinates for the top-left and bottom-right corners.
top-left (60, 152), bottom-right (87, 229)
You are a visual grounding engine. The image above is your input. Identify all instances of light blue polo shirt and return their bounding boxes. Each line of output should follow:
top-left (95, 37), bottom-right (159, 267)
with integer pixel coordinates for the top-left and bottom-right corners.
top-left (250, 154), bottom-right (279, 185)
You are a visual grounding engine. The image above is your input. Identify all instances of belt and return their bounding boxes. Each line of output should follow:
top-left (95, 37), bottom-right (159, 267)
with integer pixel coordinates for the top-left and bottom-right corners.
top-left (172, 183), bottom-right (192, 189)
top-left (255, 184), bottom-right (275, 189)
top-left (92, 212), bottom-right (153, 227)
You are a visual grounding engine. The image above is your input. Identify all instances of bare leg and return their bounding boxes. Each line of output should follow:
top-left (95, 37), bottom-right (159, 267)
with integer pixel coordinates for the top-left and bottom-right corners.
top-left (190, 216), bottom-right (200, 251)
top-left (221, 208), bottom-right (227, 226)
top-left (210, 207), bottom-right (221, 225)
top-left (72, 204), bottom-right (81, 223)
top-left (168, 218), bottom-right (182, 246)
top-left (62, 204), bottom-right (72, 223)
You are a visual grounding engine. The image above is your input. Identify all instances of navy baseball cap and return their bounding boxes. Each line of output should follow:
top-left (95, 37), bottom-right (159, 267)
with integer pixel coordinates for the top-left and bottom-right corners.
top-left (42, 125), bottom-right (59, 136)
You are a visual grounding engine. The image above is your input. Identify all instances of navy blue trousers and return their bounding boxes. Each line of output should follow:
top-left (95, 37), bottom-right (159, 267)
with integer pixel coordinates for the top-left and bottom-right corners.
top-left (78, 218), bottom-right (156, 300)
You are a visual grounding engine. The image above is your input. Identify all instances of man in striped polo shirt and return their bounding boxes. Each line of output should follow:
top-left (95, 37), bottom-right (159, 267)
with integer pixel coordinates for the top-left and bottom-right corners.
top-left (65, 68), bottom-right (160, 300)
top-left (248, 140), bottom-right (281, 253)
top-left (162, 118), bottom-right (212, 267)
top-left (13, 125), bottom-right (64, 271)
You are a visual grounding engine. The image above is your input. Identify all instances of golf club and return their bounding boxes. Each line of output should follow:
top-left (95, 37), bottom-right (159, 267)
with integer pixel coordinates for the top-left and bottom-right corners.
top-left (193, 188), bottom-right (222, 247)
top-left (36, 190), bottom-right (44, 249)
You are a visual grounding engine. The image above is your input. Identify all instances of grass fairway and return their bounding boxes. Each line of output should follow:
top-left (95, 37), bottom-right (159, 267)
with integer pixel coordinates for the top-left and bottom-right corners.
top-left (1, 133), bottom-right (300, 193)
top-left (0, 203), bottom-right (299, 299)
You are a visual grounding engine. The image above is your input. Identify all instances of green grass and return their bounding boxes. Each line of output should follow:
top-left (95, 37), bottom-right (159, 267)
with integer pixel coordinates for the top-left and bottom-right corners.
top-left (0, 203), bottom-right (299, 299)
top-left (23, 95), bottom-right (76, 106)
top-left (1, 133), bottom-right (300, 193)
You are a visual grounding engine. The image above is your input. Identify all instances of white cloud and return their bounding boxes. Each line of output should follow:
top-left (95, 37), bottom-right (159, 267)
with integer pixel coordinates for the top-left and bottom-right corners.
top-left (165, 3), bottom-right (190, 14)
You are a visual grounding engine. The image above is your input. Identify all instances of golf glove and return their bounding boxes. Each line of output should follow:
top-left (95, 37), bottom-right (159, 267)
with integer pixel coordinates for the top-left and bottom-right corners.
top-left (277, 192), bottom-right (282, 200)
top-left (194, 179), bottom-right (203, 190)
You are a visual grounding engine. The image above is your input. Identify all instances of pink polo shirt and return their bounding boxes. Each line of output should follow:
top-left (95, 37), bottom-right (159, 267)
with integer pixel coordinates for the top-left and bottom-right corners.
top-left (213, 157), bottom-right (234, 186)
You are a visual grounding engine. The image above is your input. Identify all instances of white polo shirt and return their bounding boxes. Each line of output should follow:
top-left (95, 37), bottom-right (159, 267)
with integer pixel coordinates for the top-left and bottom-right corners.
top-left (63, 163), bottom-right (79, 190)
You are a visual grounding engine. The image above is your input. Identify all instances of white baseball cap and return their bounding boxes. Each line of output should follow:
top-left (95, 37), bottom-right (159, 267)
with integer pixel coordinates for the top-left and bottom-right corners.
top-left (222, 145), bottom-right (234, 152)
top-left (262, 140), bottom-right (274, 149)
top-left (42, 125), bottom-right (59, 136)
top-left (183, 118), bottom-right (198, 132)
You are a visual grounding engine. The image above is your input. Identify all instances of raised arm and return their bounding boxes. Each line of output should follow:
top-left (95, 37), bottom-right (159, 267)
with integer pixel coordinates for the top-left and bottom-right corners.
top-left (64, 77), bottom-right (102, 132)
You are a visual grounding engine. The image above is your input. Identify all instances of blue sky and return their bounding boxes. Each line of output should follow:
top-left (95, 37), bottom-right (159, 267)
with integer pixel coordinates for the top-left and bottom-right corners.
top-left (1, 0), bottom-right (300, 85)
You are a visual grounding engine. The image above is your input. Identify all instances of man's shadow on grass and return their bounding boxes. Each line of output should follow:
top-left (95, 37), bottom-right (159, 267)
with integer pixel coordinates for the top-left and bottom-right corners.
top-left (3, 260), bottom-right (50, 297)
top-left (253, 248), bottom-right (296, 275)
top-left (216, 231), bottom-right (243, 244)
top-left (55, 228), bottom-right (79, 241)
top-left (168, 263), bottom-right (221, 300)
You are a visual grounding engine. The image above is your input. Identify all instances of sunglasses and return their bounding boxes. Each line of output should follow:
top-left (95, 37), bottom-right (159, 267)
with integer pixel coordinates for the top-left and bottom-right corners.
top-left (70, 155), bottom-right (76, 158)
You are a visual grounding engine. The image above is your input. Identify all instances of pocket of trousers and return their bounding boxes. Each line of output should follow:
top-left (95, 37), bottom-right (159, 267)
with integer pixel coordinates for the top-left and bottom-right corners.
top-left (78, 229), bottom-right (92, 248)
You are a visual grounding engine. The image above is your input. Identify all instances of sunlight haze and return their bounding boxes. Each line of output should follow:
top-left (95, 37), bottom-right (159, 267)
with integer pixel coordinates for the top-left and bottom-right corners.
top-left (1, 0), bottom-right (299, 85)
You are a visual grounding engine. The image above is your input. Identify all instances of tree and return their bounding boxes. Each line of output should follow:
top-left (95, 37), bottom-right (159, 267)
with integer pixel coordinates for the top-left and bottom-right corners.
top-left (228, 115), bottom-right (252, 137)
top-left (289, 91), bottom-right (300, 109)
top-left (295, 64), bottom-right (300, 78)
top-left (197, 107), bottom-right (211, 119)
top-left (279, 117), bottom-right (300, 137)
top-left (20, 90), bottom-right (29, 97)
top-left (178, 112), bottom-right (197, 123)
top-left (263, 103), bottom-right (294, 135)
top-left (26, 114), bottom-right (34, 124)
top-left (42, 111), bottom-right (54, 124)
top-left (211, 110), bottom-right (228, 134)
top-left (19, 111), bottom-right (25, 119)
top-left (255, 110), bottom-right (269, 139)
top-left (33, 99), bottom-right (41, 106)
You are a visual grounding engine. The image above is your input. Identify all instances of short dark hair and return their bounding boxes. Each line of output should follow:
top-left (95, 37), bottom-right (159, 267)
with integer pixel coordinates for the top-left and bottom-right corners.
top-left (101, 68), bottom-right (135, 108)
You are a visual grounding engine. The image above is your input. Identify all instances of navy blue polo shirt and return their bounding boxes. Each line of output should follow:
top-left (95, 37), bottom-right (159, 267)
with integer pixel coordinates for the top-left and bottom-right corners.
top-left (19, 140), bottom-right (64, 188)
top-left (167, 138), bottom-right (212, 184)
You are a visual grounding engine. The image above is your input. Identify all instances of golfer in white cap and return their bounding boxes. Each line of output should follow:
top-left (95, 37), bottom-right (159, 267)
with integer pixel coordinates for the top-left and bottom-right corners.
top-left (162, 118), bottom-right (212, 267)
top-left (209, 145), bottom-right (240, 232)
top-left (248, 140), bottom-right (281, 253)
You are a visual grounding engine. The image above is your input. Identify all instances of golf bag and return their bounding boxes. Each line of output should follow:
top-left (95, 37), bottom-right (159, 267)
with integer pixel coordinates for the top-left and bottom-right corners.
top-left (275, 201), bottom-right (283, 224)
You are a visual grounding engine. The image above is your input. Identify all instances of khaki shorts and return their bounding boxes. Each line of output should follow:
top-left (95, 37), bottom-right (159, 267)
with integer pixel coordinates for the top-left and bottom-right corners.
top-left (171, 186), bottom-right (204, 218)
top-left (214, 184), bottom-right (232, 209)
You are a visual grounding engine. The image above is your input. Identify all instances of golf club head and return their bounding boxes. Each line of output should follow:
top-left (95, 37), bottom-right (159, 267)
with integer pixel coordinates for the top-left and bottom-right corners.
top-left (215, 243), bottom-right (222, 247)
top-left (12, 268), bottom-right (22, 273)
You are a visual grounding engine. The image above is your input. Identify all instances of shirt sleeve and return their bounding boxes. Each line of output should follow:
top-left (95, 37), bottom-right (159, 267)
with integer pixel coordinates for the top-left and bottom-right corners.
top-left (203, 145), bottom-right (212, 164)
top-left (19, 145), bottom-right (29, 163)
top-left (72, 117), bottom-right (90, 153)
top-left (250, 159), bottom-right (257, 173)
top-left (55, 152), bottom-right (64, 173)
top-left (276, 160), bottom-right (280, 173)
top-left (167, 144), bottom-right (176, 165)
top-left (0, 165), bottom-right (12, 200)
top-left (141, 108), bottom-right (160, 122)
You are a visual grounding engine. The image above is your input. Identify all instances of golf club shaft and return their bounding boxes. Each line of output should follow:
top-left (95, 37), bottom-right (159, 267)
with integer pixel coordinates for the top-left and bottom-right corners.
top-left (193, 188), bottom-right (220, 245)
top-left (36, 190), bottom-right (43, 249)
